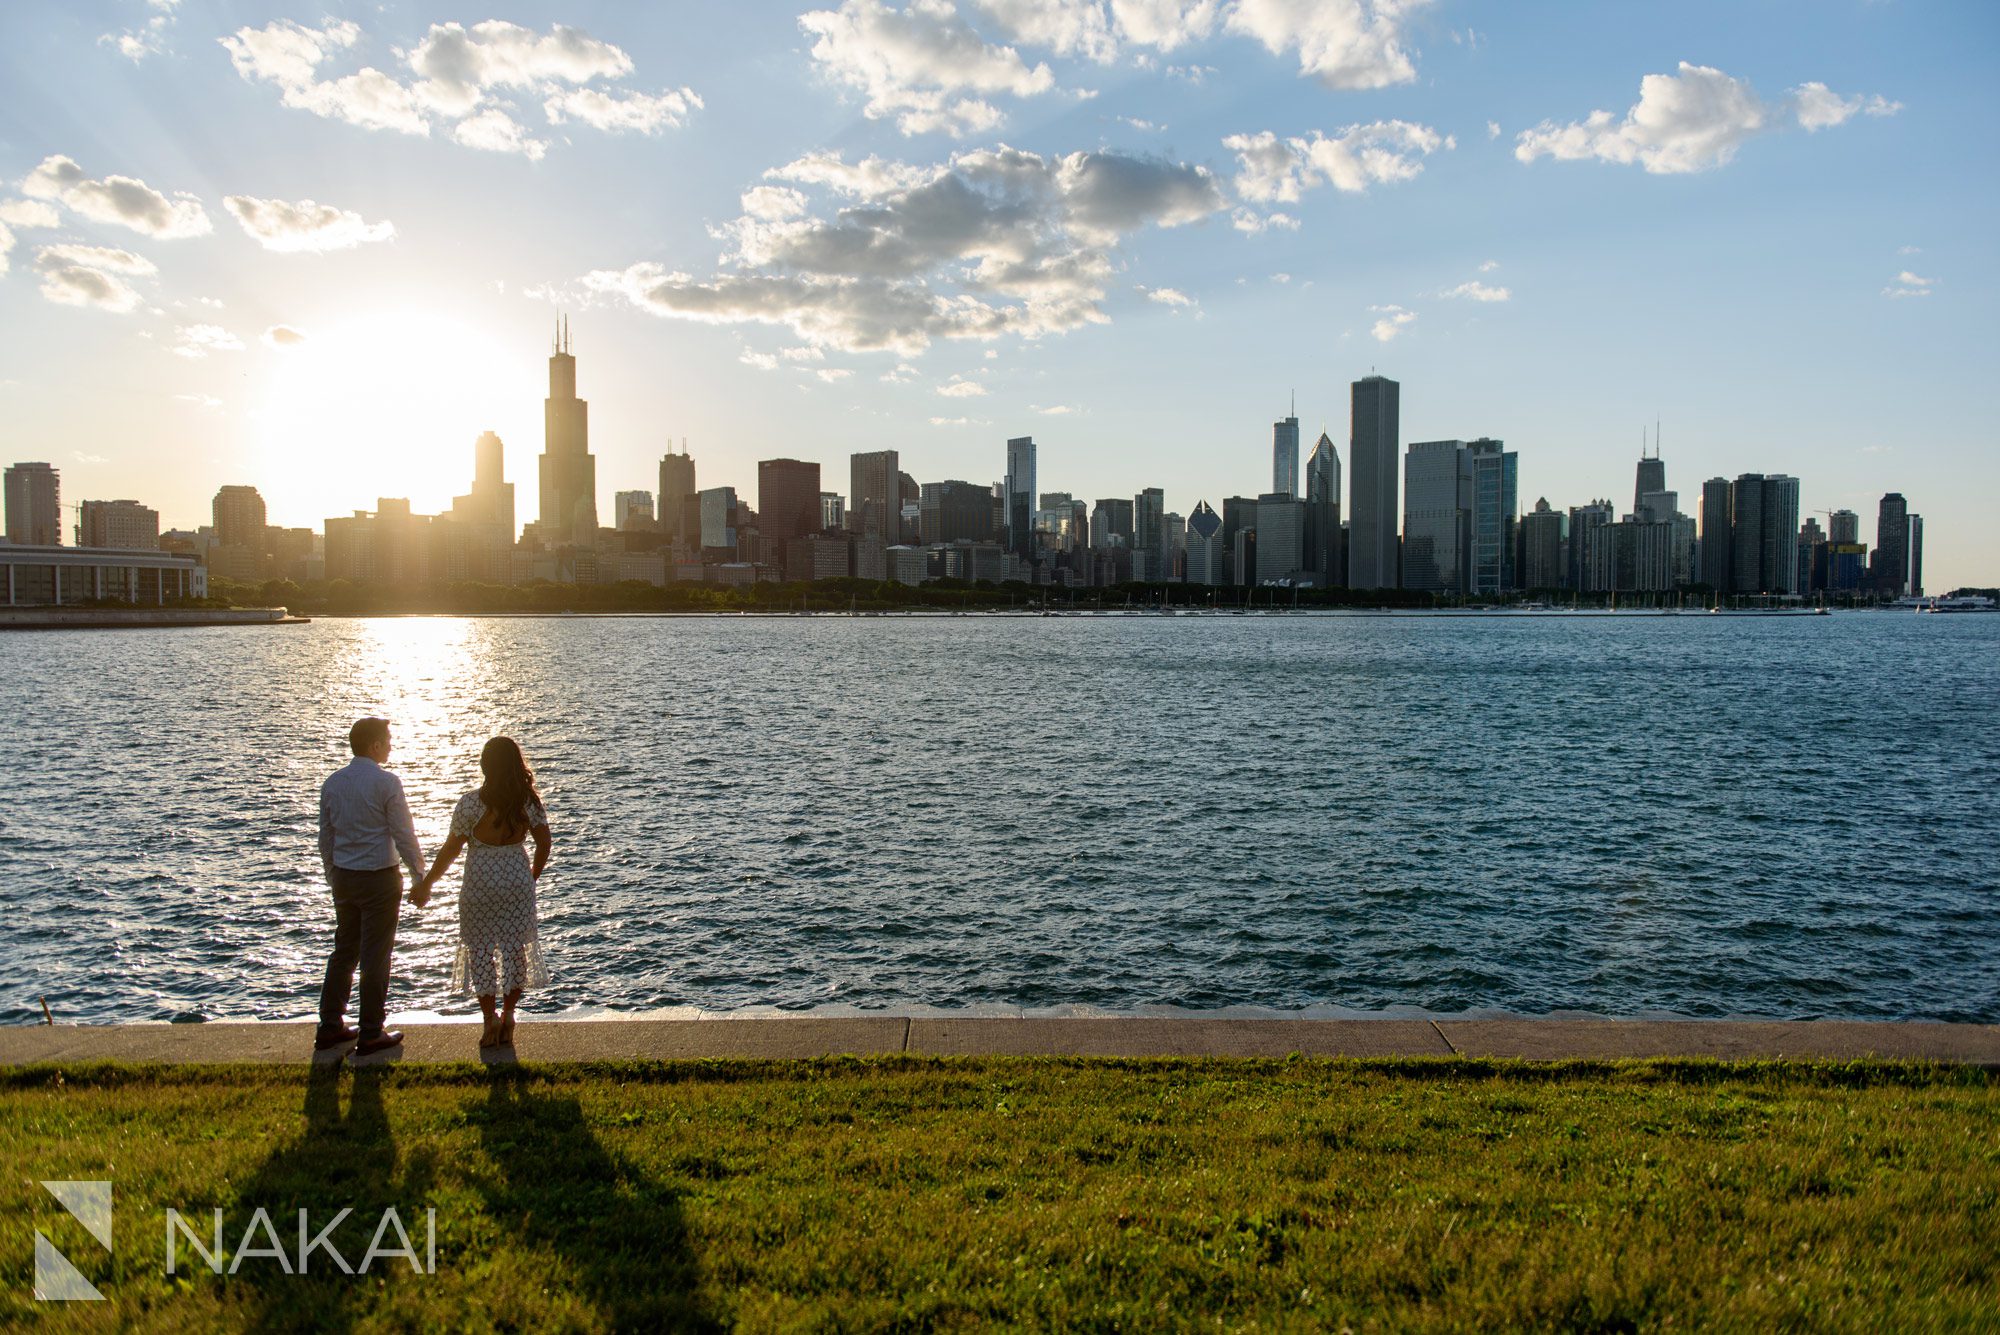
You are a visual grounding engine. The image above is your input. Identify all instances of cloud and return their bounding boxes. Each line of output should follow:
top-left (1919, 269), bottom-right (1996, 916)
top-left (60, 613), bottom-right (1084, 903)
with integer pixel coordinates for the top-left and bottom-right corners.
top-left (1225, 121), bottom-right (1450, 223)
top-left (1369, 303), bottom-right (1415, 341)
top-left (220, 18), bottom-right (696, 157)
top-left (814, 367), bottom-right (854, 382)
top-left (1230, 207), bottom-right (1298, 233)
top-left (33, 244), bottom-right (156, 312)
top-left (453, 107), bottom-right (548, 160)
top-left (101, 0), bottom-right (179, 62)
top-left (766, 151), bottom-right (938, 198)
top-left (1515, 63), bottom-right (1897, 174)
top-left (170, 323), bottom-right (245, 359)
top-left (22, 154), bottom-right (211, 238)
top-left (780, 345), bottom-right (826, 361)
top-left (1225, 0), bottom-right (1426, 89)
top-left (223, 195), bottom-right (395, 252)
top-left (1486, 119), bottom-right (1501, 140)
top-left (173, 392), bottom-right (223, 410)
top-left (799, 0), bottom-right (1055, 137)
top-left (1440, 279), bottom-right (1509, 302)
top-left (881, 363), bottom-right (921, 382)
top-left (1883, 270), bottom-right (1933, 299)
top-left (0, 223), bottom-right (10, 277)
top-left (544, 85), bottom-right (702, 133)
top-left (1144, 285), bottom-right (1195, 307)
top-left (1117, 115), bottom-right (1163, 132)
top-left (261, 324), bottom-right (307, 347)
top-left (590, 144), bottom-right (1225, 355)
top-left (937, 377), bottom-right (988, 395)
top-left (220, 21), bottom-right (429, 135)
top-left (1477, 258), bottom-right (1499, 272)
top-left (0, 198), bottom-right (61, 228)
top-left (739, 348), bottom-right (780, 370)
top-left (929, 414), bottom-right (985, 425)
top-left (1791, 83), bottom-right (1901, 131)
top-left (974, 0), bottom-right (1119, 62)
top-left (1116, 2), bottom-right (1222, 52)
top-left (1896, 244), bottom-right (1921, 256)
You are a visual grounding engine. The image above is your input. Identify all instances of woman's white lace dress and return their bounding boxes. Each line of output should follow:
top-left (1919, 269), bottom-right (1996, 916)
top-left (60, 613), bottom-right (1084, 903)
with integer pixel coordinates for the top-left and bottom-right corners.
top-left (448, 792), bottom-right (551, 997)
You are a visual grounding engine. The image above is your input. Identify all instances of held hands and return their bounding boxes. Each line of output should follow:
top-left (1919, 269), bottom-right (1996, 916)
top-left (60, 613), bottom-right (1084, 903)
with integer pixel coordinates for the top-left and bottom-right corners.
top-left (410, 873), bottom-right (435, 908)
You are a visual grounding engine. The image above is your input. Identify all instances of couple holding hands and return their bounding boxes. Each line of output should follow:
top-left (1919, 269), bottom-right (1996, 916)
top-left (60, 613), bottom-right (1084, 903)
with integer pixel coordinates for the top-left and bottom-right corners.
top-left (315, 717), bottom-right (553, 1055)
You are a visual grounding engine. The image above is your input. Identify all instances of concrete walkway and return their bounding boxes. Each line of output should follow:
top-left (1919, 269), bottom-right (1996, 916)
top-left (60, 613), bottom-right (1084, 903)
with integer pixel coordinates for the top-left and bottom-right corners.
top-left (2, 1017), bottom-right (1996, 1067)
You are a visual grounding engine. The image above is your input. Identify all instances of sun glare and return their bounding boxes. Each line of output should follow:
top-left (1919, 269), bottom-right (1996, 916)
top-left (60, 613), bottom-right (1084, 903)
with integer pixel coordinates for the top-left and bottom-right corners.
top-left (256, 311), bottom-right (534, 529)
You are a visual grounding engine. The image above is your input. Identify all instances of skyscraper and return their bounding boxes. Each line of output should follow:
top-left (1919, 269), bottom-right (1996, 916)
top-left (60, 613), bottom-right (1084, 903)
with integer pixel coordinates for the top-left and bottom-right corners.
top-left (1872, 493), bottom-right (1909, 596)
top-left (1005, 437), bottom-right (1036, 559)
top-left (1185, 501), bottom-right (1222, 585)
top-left (1348, 375), bottom-right (1399, 589)
top-left (537, 319), bottom-right (598, 546)
top-left (1402, 440), bottom-right (1469, 593)
top-left (1568, 500), bottom-right (1614, 591)
top-left (3, 462), bottom-right (60, 546)
top-left (849, 450), bottom-right (899, 541)
top-left (1466, 438), bottom-right (1517, 595)
top-left (1698, 478), bottom-right (1732, 590)
top-left (78, 500), bottom-right (159, 550)
top-left (1255, 494), bottom-right (1305, 581)
top-left (1828, 509), bottom-right (1860, 546)
top-left (920, 481), bottom-right (995, 545)
top-left (614, 491), bottom-right (655, 531)
top-left (1520, 498), bottom-right (1564, 590)
top-left (1090, 497), bottom-right (1133, 549)
top-left (1761, 475), bottom-right (1800, 595)
top-left (1272, 410), bottom-right (1300, 499)
top-left (213, 485), bottom-right (266, 547)
top-left (452, 430), bottom-right (516, 540)
top-left (447, 431), bottom-right (515, 581)
top-left (1134, 486), bottom-right (1165, 580)
top-left (1729, 475), bottom-right (1766, 595)
top-left (1729, 473), bottom-right (1800, 594)
top-left (1305, 431), bottom-right (1342, 584)
top-left (1907, 514), bottom-right (1924, 597)
top-left (758, 458), bottom-right (822, 544)
top-left (1634, 446), bottom-right (1666, 519)
top-left (658, 447), bottom-right (697, 549)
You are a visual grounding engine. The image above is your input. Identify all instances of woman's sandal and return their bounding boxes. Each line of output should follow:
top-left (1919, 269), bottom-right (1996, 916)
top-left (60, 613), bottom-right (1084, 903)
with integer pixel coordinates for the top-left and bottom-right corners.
top-left (479, 1018), bottom-right (503, 1049)
top-left (498, 1016), bottom-right (516, 1046)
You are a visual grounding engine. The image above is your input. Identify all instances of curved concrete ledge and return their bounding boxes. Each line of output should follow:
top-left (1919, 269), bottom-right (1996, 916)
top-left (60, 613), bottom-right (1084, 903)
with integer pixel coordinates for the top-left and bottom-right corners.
top-left (1, 1017), bottom-right (1994, 1067)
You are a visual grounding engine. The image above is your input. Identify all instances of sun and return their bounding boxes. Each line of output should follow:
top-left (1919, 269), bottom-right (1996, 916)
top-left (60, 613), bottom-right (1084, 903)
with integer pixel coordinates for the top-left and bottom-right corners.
top-left (255, 311), bottom-right (536, 530)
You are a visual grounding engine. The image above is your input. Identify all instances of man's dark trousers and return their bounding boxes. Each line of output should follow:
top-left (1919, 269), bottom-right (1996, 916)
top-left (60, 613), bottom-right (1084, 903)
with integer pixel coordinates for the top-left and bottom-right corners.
top-left (318, 866), bottom-right (402, 1040)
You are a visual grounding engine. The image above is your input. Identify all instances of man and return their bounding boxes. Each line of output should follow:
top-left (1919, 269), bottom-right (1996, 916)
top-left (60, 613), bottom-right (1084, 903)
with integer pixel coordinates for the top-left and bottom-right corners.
top-left (316, 717), bottom-right (425, 1055)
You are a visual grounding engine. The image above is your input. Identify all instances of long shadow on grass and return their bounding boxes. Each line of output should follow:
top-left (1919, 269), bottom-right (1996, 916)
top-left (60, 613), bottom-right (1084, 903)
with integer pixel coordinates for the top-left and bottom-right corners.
top-left (470, 1065), bottom-right (711, 1330)
top-left (234, 1063), bottom-right (438, 1333)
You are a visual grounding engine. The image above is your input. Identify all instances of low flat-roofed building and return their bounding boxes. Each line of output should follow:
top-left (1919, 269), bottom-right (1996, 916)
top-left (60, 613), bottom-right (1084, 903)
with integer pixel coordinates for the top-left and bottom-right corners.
top-left (1, 544), bottom-right (205, 605)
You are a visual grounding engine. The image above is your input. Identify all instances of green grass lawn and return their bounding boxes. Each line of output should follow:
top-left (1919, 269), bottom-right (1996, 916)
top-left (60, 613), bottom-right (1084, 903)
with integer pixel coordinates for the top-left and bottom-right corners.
top-left (2, 1057), bottom-right (1995, 1331)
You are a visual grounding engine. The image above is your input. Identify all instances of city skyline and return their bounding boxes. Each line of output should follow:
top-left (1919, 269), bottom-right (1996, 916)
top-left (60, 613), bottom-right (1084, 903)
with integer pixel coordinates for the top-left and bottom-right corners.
top-left (0, 4), bottom-right (1992, 587)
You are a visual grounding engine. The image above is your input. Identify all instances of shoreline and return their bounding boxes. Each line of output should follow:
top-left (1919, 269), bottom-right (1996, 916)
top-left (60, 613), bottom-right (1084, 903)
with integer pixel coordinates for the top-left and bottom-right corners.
top-left (4, 1016), bottom-right (1995, 1066)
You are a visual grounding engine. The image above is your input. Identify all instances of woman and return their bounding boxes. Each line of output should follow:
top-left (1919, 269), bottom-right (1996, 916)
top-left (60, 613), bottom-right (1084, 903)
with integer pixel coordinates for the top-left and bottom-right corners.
top-left (414, 737), bottom-right (552, 1047)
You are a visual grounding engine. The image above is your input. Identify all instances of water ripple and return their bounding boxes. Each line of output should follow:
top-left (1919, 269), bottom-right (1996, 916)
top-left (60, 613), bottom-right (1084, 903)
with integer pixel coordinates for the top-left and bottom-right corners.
top-left (1, 613), bottom-right (1996, 1024)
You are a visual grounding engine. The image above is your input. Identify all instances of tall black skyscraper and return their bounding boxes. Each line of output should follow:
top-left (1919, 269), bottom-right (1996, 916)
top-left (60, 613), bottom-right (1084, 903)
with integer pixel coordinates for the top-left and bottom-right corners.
top-left (1348, 375), bottom-right (1399, 590)
top-left (1698, 477), bottom-right (1732, 590)
top-left (537, 318), bottom-right (598, 546)
top-left (1873, 493), bottom-right (1909, 595)
top-left (1634, 443), bottom-right (1665, 518)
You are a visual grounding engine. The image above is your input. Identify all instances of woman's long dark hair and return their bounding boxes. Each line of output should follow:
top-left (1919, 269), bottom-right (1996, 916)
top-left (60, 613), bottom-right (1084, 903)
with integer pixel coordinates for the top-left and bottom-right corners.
top-left (477, 737), bottom-right (541, 839)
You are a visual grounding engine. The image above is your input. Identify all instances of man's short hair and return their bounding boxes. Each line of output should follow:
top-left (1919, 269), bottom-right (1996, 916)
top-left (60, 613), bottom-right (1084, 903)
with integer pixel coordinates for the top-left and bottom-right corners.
top-left (349, 717), bottom-right (391, 755)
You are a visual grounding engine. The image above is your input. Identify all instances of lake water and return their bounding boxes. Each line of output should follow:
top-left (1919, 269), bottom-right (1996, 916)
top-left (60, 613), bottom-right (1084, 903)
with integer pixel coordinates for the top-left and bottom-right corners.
top-left (3, 612), bottom-right (1995, 1026)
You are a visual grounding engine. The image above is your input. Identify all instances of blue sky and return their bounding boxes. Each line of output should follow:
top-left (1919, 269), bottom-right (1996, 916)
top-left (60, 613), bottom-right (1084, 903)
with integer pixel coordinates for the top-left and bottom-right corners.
top-left (1, 1), bottom-right (1993, 587)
